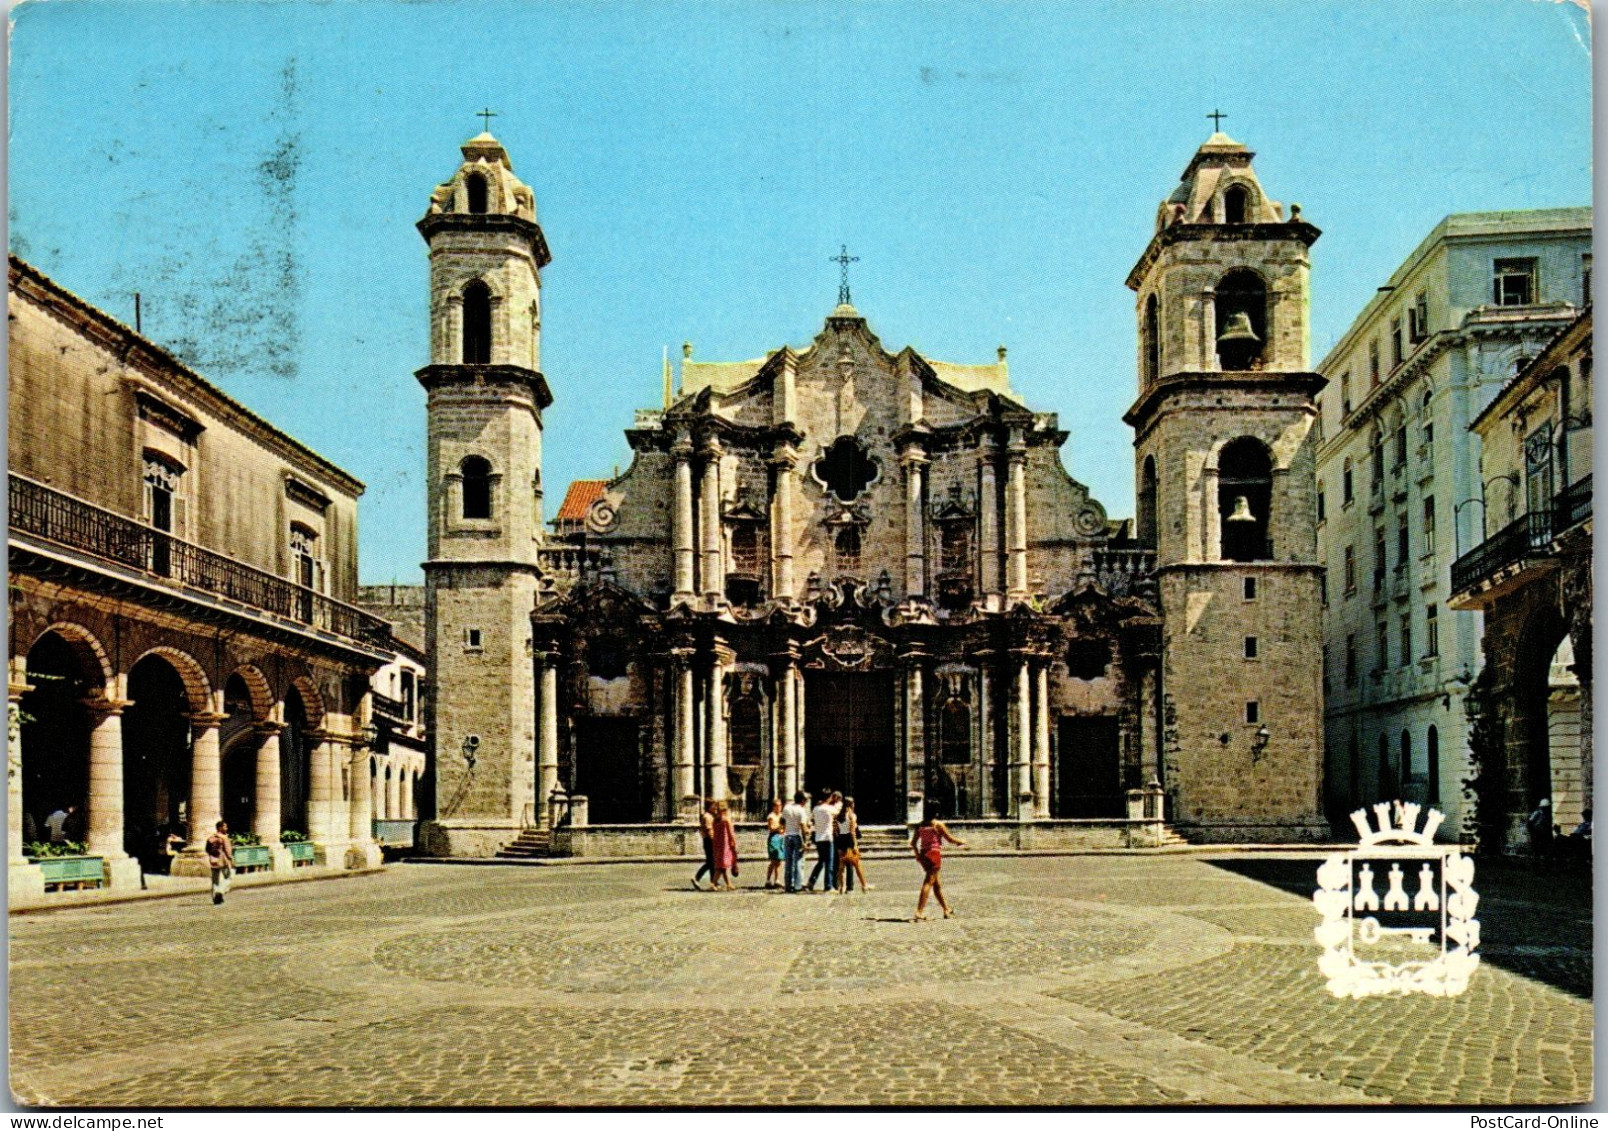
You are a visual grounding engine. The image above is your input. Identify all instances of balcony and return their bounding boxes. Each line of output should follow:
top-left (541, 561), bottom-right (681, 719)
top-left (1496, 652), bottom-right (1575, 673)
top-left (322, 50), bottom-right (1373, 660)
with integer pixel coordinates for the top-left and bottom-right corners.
top-left (1450, 475), bottom-right (1593, 603)
top-left (1090, 547), bottom-right (1159, 600)
top-left (9, 474), bottom-right (390, 652)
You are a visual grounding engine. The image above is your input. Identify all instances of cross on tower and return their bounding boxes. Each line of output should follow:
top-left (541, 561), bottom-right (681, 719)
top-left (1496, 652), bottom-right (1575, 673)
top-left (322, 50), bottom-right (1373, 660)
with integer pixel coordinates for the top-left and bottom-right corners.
top-left (830, 244), bottom-right (859, 306)
top-left (478, 107), bottom-right (499, 133)
top-left (1207, 108), bottom-right (1228, 132)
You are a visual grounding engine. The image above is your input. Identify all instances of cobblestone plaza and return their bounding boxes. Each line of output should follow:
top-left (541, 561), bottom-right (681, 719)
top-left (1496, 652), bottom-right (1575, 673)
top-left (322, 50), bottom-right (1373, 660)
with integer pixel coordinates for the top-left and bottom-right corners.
top-left (8, 854), bottom-right (1592, 1107)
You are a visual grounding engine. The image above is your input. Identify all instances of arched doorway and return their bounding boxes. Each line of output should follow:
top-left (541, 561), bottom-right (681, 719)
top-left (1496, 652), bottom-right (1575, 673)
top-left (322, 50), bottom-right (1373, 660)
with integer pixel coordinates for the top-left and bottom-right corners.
top-left (123, 655), bottom-right (193, 864)
top-left (20, 631), bottom-right (95, 848)
top-left (219, 673), bottom-right (259, 835)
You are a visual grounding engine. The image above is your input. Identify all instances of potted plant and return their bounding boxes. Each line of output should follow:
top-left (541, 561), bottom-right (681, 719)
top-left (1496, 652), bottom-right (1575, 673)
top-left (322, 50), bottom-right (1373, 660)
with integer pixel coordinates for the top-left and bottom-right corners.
top-left (25, 840), bottom-right (105, 890)
top-left (230, 830), bottom-right (271, 872)
top-left (280, 829), bottom-right (316, 866)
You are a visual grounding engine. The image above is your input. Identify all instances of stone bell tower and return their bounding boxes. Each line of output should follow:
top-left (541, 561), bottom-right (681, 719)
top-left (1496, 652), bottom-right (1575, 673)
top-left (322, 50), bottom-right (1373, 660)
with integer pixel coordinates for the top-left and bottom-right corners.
top-left (1124, 129), bottom-right (1328, 842)
top-left (417, 130), bottom-right (552, 857)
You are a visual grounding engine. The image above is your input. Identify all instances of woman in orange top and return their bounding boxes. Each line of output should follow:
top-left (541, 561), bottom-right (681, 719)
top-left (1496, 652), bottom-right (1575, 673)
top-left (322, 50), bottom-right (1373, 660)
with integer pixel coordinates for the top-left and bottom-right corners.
top-left (910, 806), bottom-right (966, 921)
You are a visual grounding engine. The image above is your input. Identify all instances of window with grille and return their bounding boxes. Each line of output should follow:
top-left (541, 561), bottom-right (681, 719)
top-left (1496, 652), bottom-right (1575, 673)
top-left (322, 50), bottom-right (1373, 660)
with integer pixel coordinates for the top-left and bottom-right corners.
top-left (1425, 604), bottom-right (1439, 657)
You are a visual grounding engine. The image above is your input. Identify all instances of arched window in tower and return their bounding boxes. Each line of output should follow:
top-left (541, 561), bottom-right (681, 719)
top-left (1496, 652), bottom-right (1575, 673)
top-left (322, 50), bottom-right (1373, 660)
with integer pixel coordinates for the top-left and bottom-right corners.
top-left (1143, 294), bottom-right (1160, 385)
top-left (1215, 269), bottom-right (1267, 371)
top-left (1218, 437), bottom-right (1272, 562)
top-left (462, 280), bottom-right (493, 364)
top-left (466, 173), bottom-right (489, 215)
top-left (1223, 184), bottom-right (1249, 225)
top-left (460, 456), bottom-right (493, 520)
top-left (1137, 456), bottom-right (1158, 550)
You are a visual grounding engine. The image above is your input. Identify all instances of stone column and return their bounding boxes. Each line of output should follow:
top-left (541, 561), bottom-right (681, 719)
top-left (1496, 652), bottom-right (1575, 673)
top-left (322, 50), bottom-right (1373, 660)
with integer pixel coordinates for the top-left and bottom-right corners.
top-left (902, 445), bottom-right (928, 599)
top-left (977, 662), bottom-right (995, 818)
top-left (770, 445), bottom-right (797, 601)
top-left (775, 658), bottom-right (798, 802)
top-left (307, 730), bottom-right (333, 844)
top-left (706, 652), bottom-right (729, 801)
top-left (1201, 287), bottom-right (1217, 372)
top-left (9, 674), bottom-right (43, 899)
top-left (980, 435), bottom-right (1002, 610)
top-left (700, 438), bottom-right (724, 604)
top-left (904, 658), bottom-right (926, 823)
top-left (351, 747), bottom-right (375, 840)
top-left (1033, 662), bottom-right (1052, 819)
top-left (538, 653), bottom-right (561, 827)
top-left (85, 698), bottom-right (134, 859)
top-left (1011, 658), bottom-right (1032, 821)
top-left (1138, 666), bottom-right (1160, 787)
top-left (187, 712), bottom-right (226, 842)
top-left (650, 666), bottom-right (671, 821)
top-left (9, 677), bottom-right (31, 867)
top-left (672, 433), bottom-right (696, 601)
top-left (254, 723), bottom-right (283, 847)
top-left (795, 664), bottom-right (807, 796)
top-left (1006, 429), bottom-right (1029, 603)
top-left (672, 649), bottom-right (698, 818)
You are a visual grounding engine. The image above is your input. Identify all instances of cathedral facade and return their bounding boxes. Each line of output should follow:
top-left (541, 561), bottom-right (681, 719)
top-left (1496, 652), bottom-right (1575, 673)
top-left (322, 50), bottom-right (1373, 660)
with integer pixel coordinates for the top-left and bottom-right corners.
top-left (419, 131), bottom-right (1328, 855)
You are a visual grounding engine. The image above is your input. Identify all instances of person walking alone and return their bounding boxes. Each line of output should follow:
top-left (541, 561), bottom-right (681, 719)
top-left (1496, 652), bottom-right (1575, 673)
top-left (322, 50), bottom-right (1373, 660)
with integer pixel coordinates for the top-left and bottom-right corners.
top-left (781, 791), bottom-right (810, 893)
top-left (205, 820), bottom-right (234, 906)
top-left (911, 807), bottom-right (965, 921)
top-left (806, 791), bottom-right (841, 892)
top-left (764, 798), bottom-right (785, 889)
top-left (691, 800), bottom-right (717, 890)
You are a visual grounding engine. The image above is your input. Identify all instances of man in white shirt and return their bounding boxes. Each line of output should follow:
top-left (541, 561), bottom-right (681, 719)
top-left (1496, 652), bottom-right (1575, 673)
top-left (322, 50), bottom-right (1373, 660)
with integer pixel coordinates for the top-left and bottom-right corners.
top-left (780, 791), bottom-right (810, 893)
top-left (806, 791), bottom-right (842, 892)
top-left (44, 807), bottom-right (69, 845)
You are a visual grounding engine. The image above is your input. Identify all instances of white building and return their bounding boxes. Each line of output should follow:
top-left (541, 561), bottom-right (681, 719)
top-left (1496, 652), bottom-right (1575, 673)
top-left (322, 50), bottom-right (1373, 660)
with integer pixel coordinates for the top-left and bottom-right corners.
top-left (1314, 209), bottom-right (1591, 836)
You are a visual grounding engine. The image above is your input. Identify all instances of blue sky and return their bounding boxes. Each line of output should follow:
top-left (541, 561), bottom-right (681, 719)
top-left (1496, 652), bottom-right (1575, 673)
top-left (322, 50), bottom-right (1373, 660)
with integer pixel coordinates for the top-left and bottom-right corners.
top-left (9, 0), bottom-right (1593, 584)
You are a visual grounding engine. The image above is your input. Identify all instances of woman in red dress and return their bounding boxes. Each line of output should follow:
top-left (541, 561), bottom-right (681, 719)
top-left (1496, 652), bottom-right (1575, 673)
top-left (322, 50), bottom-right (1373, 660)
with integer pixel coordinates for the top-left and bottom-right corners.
top-left (911, 806), bottom-right (966, 921)
top-left (711, 801), bottom-right (739, 891)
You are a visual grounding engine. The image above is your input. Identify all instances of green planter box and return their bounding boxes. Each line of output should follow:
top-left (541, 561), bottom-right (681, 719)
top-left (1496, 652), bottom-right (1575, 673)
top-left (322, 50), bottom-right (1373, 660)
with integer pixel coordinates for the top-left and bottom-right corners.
top-left (233, 845), bottom-right (272, 872)
top-left (286, 842), bottom-right (316, 866)
top-left (33, 856), bottom-right (105, 891)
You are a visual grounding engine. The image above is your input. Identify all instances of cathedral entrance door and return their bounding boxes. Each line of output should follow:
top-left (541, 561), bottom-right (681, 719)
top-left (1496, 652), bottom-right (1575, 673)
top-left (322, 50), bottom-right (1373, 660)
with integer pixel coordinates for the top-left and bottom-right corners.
top-left (573, 717), bottom-right (646, 824)
top-left (805, 672), bottom-right (897, 823)
top-left (1055, 716), bottom-right (1123, 818)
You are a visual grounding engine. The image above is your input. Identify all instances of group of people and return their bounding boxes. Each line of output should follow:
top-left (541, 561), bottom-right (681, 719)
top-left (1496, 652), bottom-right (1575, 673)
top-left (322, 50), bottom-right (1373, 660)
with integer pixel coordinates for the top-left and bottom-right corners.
top-left (691, 790), bottom-right (968, 921)
top-left (1527, 798), bottom-right (1592, 864)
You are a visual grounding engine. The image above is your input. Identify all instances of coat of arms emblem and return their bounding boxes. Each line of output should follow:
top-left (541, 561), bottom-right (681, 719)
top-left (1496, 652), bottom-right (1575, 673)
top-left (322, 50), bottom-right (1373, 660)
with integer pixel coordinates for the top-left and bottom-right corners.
top-left (1313, 802), bottom-right (1480, 998)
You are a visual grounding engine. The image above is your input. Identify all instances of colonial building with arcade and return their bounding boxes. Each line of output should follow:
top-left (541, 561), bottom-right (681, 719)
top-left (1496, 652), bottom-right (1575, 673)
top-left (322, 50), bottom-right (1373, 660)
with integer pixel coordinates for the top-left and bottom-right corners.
top-left (419, 130), bottom-right (1329, 855)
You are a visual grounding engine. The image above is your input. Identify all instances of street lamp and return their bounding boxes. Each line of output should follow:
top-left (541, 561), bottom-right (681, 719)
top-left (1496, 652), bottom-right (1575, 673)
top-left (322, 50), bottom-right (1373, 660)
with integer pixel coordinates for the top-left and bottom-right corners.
top-left (1452, 497), bottom-right (1485, 558)
top-left (462, 734), bottom-right (481, 773)
top-left (1251, 724), bottom-right (1271, 763)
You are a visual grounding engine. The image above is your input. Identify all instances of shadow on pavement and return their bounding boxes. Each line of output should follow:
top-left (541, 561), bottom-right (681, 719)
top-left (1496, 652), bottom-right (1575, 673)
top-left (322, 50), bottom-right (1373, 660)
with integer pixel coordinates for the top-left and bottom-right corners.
top-left (1203, 855), bottom-right (1594, 1000)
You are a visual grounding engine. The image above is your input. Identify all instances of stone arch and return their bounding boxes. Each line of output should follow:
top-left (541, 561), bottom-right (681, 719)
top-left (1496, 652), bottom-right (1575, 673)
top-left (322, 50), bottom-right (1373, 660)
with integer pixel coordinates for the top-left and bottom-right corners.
top-left (287, 674), bottom-right (327, 730)
top-left (227, 664), bottom-right (275, 722)
top-left (1215, 267), bottom-right (1267, 370)
top-left (30, 622), bottom-right (113, 693)
top-left (1220, 180), bottom-right (1257, 224)
top-left (1511, 602), bottom-right (1572, 833)
top-left (465, 171), bottom-right (489, 214)
top-left (128, 645), bottom-right (212, 715)
top-left (462, 278), bottom-right (493, 364)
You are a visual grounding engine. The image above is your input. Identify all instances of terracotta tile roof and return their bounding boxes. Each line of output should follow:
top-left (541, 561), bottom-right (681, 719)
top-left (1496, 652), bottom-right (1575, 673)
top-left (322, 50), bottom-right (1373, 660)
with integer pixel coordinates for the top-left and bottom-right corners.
top-left (555, 479), bottom-right (608, 522)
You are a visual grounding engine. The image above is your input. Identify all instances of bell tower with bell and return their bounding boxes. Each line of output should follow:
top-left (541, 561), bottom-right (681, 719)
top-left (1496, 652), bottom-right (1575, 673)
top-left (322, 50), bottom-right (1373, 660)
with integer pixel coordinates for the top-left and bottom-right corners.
top-left (417, 125), bottom-right (552, 856)
top-left (1124, 126), bottom-right (1328, 841)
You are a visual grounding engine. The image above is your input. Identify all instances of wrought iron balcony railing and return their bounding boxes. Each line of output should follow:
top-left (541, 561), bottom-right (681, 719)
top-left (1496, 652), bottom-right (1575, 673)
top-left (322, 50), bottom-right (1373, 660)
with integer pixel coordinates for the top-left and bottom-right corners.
top-left (10, 473), bottom-right (390, 650)
top-left (1554, 474), bottom-right (1593, 534)
top-left (1450, 477), bottom-right (1592, 596)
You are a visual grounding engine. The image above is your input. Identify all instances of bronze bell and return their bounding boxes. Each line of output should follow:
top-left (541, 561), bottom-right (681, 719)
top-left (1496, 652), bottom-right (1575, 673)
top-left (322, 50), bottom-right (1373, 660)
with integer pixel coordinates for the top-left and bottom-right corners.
top-left (1218, 310), bottom-right (1261, 345)
top-left (1227, 495), bottom-right (1257, 523)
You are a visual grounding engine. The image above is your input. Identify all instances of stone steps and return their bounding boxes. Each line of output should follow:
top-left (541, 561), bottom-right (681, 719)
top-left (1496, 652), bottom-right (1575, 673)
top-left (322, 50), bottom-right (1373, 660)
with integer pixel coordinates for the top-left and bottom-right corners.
top-left (495, 828), bottom-right (551, 860)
